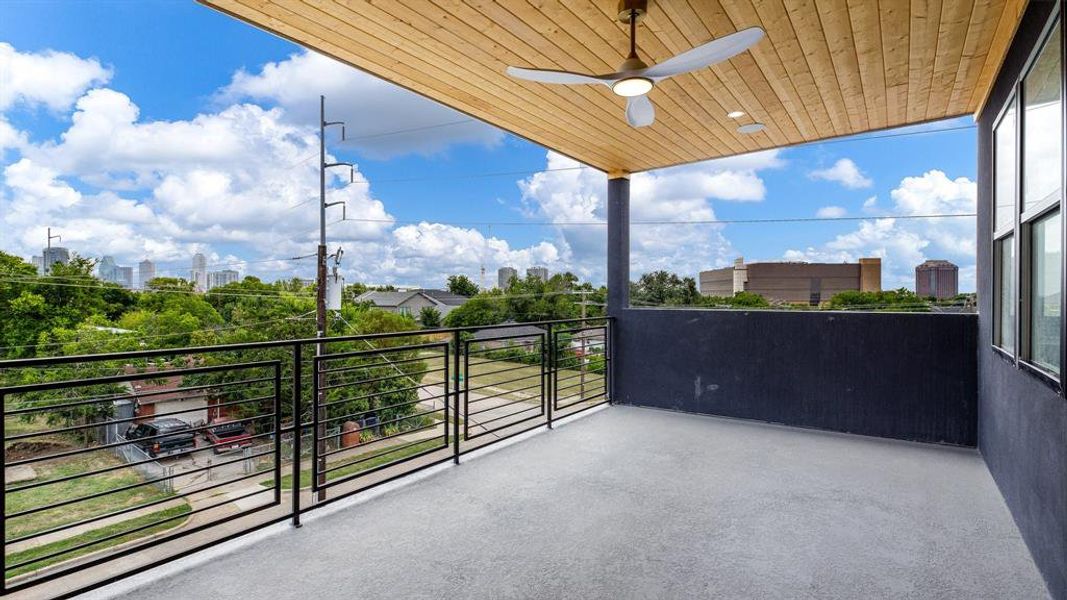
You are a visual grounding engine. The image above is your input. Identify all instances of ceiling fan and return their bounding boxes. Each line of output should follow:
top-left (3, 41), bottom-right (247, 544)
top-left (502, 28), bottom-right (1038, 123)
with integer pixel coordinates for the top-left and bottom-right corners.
top-left (505, 0), bottom-right (764, 128)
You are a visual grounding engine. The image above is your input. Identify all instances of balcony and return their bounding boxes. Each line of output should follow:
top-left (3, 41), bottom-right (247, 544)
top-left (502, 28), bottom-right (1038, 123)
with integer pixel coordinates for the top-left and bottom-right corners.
top-left (95, 406), bottom-right (1048, 599)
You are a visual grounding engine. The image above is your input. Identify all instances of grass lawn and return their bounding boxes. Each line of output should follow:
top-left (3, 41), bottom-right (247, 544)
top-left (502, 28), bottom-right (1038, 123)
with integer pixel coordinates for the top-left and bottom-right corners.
top-left (421, 355), bottom-right (606, 400)
top-left (5, 453), bottom-right (174, 542)
top-left (266, 437), bottom-right (446, 490)
top-left (5, 504), bottom-right (192, 578)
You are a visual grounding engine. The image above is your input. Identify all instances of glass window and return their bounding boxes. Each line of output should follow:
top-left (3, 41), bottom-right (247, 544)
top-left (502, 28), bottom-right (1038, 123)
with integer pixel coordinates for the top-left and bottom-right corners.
top-left (1030, 211), bottom-right (1061, 374)
top-left (994, 99), bottom-right (1016, 231)
top-left (997, 236), bottom-right (1016, 352)
top-left (1023, 23), bottom-right (1062, 212)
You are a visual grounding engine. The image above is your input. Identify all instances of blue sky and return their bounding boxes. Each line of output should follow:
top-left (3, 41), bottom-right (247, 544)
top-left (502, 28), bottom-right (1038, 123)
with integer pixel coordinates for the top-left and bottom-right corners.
top-left (0, 1), bottom-right (978, 291)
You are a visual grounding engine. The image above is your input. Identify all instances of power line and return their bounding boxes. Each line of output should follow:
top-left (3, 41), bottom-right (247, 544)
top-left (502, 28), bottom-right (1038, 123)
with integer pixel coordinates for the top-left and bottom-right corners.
top-left (329, 212), bottom-right (976, 228)
top-left (0, 277), bottom-right (319, 301)
top-left (339, 118), bottom-right (475, 143)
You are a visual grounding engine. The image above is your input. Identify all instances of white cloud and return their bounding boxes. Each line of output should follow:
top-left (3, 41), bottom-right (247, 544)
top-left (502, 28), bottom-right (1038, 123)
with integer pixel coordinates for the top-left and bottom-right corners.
top-left (218, 50), bottom-right (503, 159)
top-left (809, 158), bottom-right (873, 189)
top-left (517, 150), bottom-right (784, 281)
top-left (815, 205), bottom-right (846, 218)
top-left (0, 42), bottom-right (111, 112)
top-left (785, 170), bottom-right (977, 290)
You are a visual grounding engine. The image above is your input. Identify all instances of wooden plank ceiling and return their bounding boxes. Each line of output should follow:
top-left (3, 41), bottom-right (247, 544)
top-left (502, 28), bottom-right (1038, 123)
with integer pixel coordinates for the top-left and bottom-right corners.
top-left (200, 0), bottom-right (1026, 174)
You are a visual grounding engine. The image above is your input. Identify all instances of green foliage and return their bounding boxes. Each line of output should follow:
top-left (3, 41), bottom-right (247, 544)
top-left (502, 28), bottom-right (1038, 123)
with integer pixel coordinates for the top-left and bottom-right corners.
top-left (696, 291), bottom-right (770, 308)
top-left (446, 274), bottom-right (479, 297)
top-left (503, 273), bottom-right (580, 322)
top-left (419, 306), bottom-right (442, 328)
top-left (630, 271), bottom-right (700, 306)
top-left (828, 288), bottom-right (930, 312)
top-left (443, 294), bottom-right (509, 328)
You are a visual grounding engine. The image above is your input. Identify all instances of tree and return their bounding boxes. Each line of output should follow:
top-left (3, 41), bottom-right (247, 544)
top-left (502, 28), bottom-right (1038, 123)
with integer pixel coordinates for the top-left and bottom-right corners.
top-left (630, 271), bottom-right (700, 306)
top-left (503, 273), bottom-right (579, 322)
top-left (443, 295), bottom-right (508, 328)
top-left (419, 306), bottom-right (442, 328)
top-left (828, 288), bottom-right (929, 312)
top-left (446, 274), bottom-right (479, 297)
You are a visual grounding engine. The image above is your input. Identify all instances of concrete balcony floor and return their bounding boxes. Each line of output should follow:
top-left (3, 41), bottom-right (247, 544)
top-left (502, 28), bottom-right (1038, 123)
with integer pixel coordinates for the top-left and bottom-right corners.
top-left (115, 406), bottom-right (1047, 599)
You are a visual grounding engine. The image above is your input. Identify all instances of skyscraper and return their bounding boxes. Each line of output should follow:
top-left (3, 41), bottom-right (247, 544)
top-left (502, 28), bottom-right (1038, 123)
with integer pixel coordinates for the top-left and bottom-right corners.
top-left (190, 253), bottom-right (208, 291)
top-left (118, 266), bottom-right (134, 288)
top-left (526, 266), bottom-right (549, 281)
top-left (138, 259), bottom-right (156, 289)
top-left (915, 260), bottom-right (959, 299)
top-left (207, 269), bottom-right (239, 290)
top-left (98, 256), bottom-right (119, 283)
top-left (41, 246), bottom-right (69, 274)
top-left (31, 256), bottom-right (44, 274)
top-left (498, 266), bottom-right (517, 289)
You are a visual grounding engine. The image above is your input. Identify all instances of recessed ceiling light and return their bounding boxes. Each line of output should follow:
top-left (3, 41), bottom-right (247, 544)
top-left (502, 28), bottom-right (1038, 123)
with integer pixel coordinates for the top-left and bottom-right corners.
top-left (727, 110), bottom-right (746, 119)
top-left (737, 122), bottom-right (766, 134)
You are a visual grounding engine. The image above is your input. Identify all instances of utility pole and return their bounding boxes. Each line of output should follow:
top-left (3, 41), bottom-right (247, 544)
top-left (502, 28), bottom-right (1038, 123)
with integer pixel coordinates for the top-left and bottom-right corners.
top-left (316, 95), bottom-right (351, 501)
top-left (47, 227), bottom-right (60, 249)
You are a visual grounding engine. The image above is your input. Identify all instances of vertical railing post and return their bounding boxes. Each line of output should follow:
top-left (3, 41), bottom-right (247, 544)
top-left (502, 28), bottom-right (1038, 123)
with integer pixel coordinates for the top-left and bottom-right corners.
top-left (1, 391), bottom-right (6, 595)
top-left (272, 362), bottom-right (282, 508)
top-left (607, 319), bottom-right (614, 405)
top-left (452, 330), bottom-right (461, 464)
top-left (443, 342), bottom-right (450, 450)
top-left (311, 353), bottom-right (322, 500)
top-left (545, 325), bottom-right (554, 429)
top-left (291, 343), bottom-right (302, 527)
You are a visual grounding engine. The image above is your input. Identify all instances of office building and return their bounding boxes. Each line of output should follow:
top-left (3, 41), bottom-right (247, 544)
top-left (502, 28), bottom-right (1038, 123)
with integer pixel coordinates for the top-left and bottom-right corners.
top-left (915, 260), bottom-right (959, 299)
top-left (498, 266), bottom-right (518, 289)
top-left (190, 253), bottom-right (208, 291)
top-left (41, 246), bottom-right (70, 274)
top-left (207, 269), bottom-right (240, 290)
top-left (526, 266), bottom-right (549, 281)
top-left (31, 256), bottom-right (43, 274)
top-left (700, 257), bottom-right (881, 305)
top-left (138, 259), bottom-right (156, 289)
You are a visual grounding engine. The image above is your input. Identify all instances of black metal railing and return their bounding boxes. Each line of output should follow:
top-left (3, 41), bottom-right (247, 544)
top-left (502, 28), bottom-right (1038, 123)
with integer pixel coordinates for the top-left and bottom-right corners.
top-left (0, 317), bottom-right (612, 599)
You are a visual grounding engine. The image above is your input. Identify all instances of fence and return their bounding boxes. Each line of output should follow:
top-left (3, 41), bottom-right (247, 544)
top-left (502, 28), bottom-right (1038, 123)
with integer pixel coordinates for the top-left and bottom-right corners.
top-left (0, 317), bottom-right (612, 599)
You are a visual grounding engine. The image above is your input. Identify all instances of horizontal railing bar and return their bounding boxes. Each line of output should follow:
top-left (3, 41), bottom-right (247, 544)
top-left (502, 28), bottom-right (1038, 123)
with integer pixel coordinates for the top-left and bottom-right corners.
top-left (1, 361), bottom-right (279, 395)
top-left (465, 412), bottom-right (545, 441)
top-left (555, 391), bottom-right (608, 411)
top-left (464, 355), bottom-right (542, 368)
top-left (465, 373), bottom-right (543, 394)
top-left (321, 393), bottom-right (448, 425)
top-left (320, 367), bottom-right (442, 391)
top-left (467, 396), bottom-right (541, 418)
top-left (316, 341), bottom-right (447, 363)
top-left (0, 317), bottom-right (612, 368)
top-left (320, 381), bottom-right (439, 409)
top-left (320, 435), bottom-right (446, 476)
top-left (554, 325), bottom-right (608, 335)
top-left (470, 404), bottom-right (542, 428)
top-left (554, 370), bottom-right (606, 386)
top-left (5, 394), bottom-right (277, 442)
top-left (554, 396), bottom-right (610, 414)
top-left (464, 331), bottom-right (544, 345)
top-left (317, 407), bottom-right (443, 444)
top-left (463, 345), bottom-right (539, 357)
top-left (466, 363), bottom-right (542, 379)
top-left (4, 461), bottom-right (278, 545)
top-left (319, 353), bottom-right (444, 376)
top-left (466, 382), bottom-right (544, 405)
top-left (555, 388), bottom-right (605, 405)
top-left (3, 375), bottom-right (277, 416)
top-left (6, 448), bottom-right (276, 520)
top-left (5, 430), bottom-right (277, 494)
top-left (555, 379), bottom-right (606, 395)
top-left (6, 412), bottom-right (277, 468)
top-left (317, 440), bottom-right (449, 491)
top-left (5, 486), bottom-right (274, 573)
top-left (317, 421), bottom-right (443, 460)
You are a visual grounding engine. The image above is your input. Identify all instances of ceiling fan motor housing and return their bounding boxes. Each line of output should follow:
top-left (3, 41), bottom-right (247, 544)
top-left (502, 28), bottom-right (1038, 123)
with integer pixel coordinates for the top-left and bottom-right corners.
top-left (617, 0), bottom-right (648, 23)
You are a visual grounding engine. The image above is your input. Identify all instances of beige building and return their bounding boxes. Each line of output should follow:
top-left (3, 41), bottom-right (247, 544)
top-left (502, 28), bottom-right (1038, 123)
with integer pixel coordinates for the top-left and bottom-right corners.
top-left (699, 257), bottom-right (881, 305)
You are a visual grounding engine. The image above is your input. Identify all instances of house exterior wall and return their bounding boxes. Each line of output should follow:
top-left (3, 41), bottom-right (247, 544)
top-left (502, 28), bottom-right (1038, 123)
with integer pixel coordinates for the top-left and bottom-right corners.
top-left (977, 1), bottom-right (1067, 597)
top-left (397, 294), bottom-right (438, 316)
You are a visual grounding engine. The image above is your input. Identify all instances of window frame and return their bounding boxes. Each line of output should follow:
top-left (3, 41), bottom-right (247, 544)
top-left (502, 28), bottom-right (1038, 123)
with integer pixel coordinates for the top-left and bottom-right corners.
top-left (990, 5), bottom-right (1066, 391)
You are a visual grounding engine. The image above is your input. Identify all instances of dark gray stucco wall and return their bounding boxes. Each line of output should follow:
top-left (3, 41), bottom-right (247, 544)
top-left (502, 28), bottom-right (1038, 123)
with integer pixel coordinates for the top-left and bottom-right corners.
top-left (977, 1), bottom-right (1067, 597)
top-left (612, 308), bottom-right (978, 445)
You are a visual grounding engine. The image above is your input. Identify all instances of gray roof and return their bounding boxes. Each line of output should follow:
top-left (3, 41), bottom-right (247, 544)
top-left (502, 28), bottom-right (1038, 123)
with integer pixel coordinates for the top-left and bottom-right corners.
top-left (470, 323), bottom-right (545, 341)
top-left (357, 289), bottom-right (470, 308)
top-left (417, 289), bottom-right (469, 306)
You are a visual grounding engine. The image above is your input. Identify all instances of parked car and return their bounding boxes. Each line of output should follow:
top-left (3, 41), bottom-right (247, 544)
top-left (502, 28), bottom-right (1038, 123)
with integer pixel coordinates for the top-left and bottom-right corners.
top-left (205, 418), bottom-right (252, 453)
top-left (125, 418), bottom-right (196, 458)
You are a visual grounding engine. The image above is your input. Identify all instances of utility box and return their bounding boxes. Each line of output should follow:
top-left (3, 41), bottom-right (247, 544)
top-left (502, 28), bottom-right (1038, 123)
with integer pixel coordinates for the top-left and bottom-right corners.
top-left (326, 272), bottom-right (344, 311)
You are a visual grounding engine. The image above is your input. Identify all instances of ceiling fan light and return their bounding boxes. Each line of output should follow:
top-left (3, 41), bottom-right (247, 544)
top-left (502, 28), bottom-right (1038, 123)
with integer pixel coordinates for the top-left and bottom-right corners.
top-left (612, 77), bottom-right (653, 97)
top-left (737, 122), bottom-right (766, 134)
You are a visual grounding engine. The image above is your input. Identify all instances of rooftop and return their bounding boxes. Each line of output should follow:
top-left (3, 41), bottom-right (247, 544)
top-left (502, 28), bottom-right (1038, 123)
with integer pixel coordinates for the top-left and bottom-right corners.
top-left (112, 406), bottom-right (1046, 600)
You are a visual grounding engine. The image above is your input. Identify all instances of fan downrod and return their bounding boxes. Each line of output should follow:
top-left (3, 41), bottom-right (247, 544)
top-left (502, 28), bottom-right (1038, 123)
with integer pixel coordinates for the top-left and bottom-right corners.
top-left (617, 0), bottom-right (647, 23)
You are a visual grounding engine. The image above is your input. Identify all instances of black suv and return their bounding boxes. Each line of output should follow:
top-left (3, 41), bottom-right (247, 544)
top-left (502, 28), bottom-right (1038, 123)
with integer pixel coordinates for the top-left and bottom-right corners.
top-left (125, 418), bottom-right (196, 458)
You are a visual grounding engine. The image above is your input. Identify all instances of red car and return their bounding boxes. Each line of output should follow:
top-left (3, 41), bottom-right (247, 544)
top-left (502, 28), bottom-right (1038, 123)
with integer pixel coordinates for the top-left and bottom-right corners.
top-left (205, 418), bottom-right (252, 453)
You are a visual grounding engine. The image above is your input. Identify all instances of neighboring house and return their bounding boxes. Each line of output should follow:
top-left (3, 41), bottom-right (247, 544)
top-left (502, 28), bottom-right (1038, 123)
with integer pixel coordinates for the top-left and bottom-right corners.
top-left (469, 323), bottom-right (545, 352)
top-left (356, 289), bottom-right (468, 320)
top-left (124, 364), bottom-right (219, 426)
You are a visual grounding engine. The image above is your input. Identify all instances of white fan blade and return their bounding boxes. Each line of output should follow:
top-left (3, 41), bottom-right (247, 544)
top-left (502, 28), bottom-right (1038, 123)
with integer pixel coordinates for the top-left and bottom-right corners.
top-left (644, 27), bottom-right (764, 79)
top-left (506, 66), bottom-right (612, 86)
top-left (626, 94), bottom-right (655, 127)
